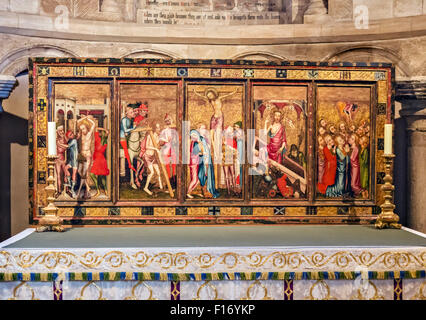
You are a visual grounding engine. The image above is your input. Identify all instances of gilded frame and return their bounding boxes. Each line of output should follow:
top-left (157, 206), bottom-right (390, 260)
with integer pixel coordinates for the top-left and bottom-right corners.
top-left (29, 58), bottom-right (394, 225)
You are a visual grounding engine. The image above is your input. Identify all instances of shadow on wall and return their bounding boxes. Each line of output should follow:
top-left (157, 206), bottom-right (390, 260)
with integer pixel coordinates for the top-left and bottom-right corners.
top-left (0, 111), bottom-right (28, 241)
top-left (394, 117), bottom-right (407, 226)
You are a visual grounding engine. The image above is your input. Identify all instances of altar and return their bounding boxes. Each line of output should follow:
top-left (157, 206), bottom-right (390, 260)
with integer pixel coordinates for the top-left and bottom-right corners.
top-left (1, 57), bottom-right (423, 301)
top-left (1, 225), bottom-right (425, 300)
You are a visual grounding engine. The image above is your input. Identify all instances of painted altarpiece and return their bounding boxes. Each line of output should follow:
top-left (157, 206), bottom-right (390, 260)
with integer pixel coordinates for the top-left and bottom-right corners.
top-left (29, 58), bottom-right (394, 225)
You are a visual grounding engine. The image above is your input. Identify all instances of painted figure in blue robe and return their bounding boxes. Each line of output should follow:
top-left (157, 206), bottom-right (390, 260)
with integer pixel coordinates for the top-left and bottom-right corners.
top-left (188, 129), bottom-right (219, 199)
top-left (326, 135), bottom-right (352, 197)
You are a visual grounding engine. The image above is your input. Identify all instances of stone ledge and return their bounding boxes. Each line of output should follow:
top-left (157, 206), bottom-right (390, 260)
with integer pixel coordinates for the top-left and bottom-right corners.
top-left (0, 12), bottom-right (425, 45)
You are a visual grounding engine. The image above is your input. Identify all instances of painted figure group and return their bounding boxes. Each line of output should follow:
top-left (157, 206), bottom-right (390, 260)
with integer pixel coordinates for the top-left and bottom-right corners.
top-left (253, 106), bottom-right (306, 199)
top-left (187, 122), bottom-right (244, 199)
top-left (120, 102), bottom-right (178, 196)
top-left (317, 115), bottom-right (370, 199)
top-left (187, 87), bottom-right (243, 199)
top-left (264, 108), bottom-right (306, 167)
top-left (55, 115), bottom-right (109, 199)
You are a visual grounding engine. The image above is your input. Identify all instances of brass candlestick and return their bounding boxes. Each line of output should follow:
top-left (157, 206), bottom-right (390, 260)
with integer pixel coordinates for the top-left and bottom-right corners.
top-left (375, 154), bottom-right (401, 229)
top-left (36, 155), bottom-right (64, 232)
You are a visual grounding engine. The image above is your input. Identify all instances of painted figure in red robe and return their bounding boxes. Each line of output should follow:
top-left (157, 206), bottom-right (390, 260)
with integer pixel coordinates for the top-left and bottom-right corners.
top-left (348, 133), bottom-right (363, 196)
top-left (265, 110), bottom-right (287, 164)
top-left (90, 129), bottom-right (110, 197)
top-left (317, 134), bottom-right (337, 194)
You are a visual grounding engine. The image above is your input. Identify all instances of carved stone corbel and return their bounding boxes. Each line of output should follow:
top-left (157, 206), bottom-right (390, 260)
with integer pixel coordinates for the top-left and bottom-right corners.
top-left (0, 75), bottom-right (17, 113)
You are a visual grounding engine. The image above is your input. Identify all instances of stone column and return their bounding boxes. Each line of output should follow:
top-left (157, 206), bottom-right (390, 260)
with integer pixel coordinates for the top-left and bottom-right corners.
top-left (328, 0), bottom-right (353, 22)
top-left (0, 74), bottom-right (18, 241)
top-left (304, 0), bottom-right (329, 23)
top-left (0, 75), bottom-right (17, 113)
top-left (398, 80), bottom-right (426, 233)
top-left (100, 0), bottom-right (123, 21)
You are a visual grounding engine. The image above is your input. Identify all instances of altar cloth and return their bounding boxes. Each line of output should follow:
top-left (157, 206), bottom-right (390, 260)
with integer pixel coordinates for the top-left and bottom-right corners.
top-left (1, 225), bottom-right (425, 300)
top-left (4, 225), bottom-right (426, 248)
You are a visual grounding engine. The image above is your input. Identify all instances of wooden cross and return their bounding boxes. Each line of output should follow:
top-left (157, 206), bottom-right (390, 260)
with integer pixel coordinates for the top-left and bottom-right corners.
top-left (134, 126), bottom-right (174, 197)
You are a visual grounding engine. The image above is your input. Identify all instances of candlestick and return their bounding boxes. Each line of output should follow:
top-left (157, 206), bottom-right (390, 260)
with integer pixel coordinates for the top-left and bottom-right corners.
top-left (384, 124), bottom-right (392, 155)
top-left (375, 154), bottom-right (401, 229)
top-left (47, 122), bottom-right (57, 156)
top-left (36, 155), bottom-right (64, 232)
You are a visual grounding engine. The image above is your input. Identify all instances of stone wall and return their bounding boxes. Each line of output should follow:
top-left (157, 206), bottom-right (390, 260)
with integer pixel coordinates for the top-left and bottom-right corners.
top-left (1, 0), bottom-right (291, 25)
top-left (1, 32), bottom-right (425, 79)
top-left (353, 0), bottom-right (426, 20)
top-left (0, 0), bottom-right (424, 25)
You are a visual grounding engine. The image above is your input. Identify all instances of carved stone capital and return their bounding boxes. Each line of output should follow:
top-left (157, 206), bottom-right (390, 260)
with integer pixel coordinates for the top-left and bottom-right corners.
top-left (0, 74), bottom-right (17, 113)
top-left (397, 80), bottom-right (426, 233)
top-left (304, 0), bottom-right (329, 24)
top-left (397, 80), bottom-right (426, 132)
top-left (396, 80), bottom-right (426, 101)
top-left (305, 0), bottom-right (328, 15)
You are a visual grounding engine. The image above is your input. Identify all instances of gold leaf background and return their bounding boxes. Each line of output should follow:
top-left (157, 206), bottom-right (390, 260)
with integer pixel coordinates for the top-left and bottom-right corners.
top-left (316, 86), bottom-right (371, 130)
top-left (186, 84), bottom-right (243, 130)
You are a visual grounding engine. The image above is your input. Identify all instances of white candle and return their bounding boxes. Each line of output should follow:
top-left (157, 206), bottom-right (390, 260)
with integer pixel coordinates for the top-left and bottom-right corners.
top-left (47, 122), bottom-right (57, 156)
top-left (384, 123), bottom-right (393, 155)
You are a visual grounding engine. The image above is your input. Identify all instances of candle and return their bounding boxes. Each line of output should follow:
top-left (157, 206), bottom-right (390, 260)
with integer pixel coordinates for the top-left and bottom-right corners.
top-left (384, 123), bottom-right (393, 155)
top-left (48, 122), bottom-right (57, 156)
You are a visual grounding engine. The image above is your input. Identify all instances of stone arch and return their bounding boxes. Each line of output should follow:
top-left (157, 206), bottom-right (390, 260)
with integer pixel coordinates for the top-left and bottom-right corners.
top-left (0, 45), bottom-right (78, 76)
top-left (323, 46), bottom-right (411, 78)
top-left (230, 51), bottom-right (287, 62)
top-left (120, 49), bottom-right (182, 60)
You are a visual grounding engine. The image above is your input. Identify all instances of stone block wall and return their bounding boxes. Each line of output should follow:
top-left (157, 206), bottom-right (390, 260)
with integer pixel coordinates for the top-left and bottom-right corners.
top-left (8, 0), bottom-right (41, 15)
top-left (0, 0), bottom-right (424, 26)
top-left (353, 0), bottom-right (425, 20)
